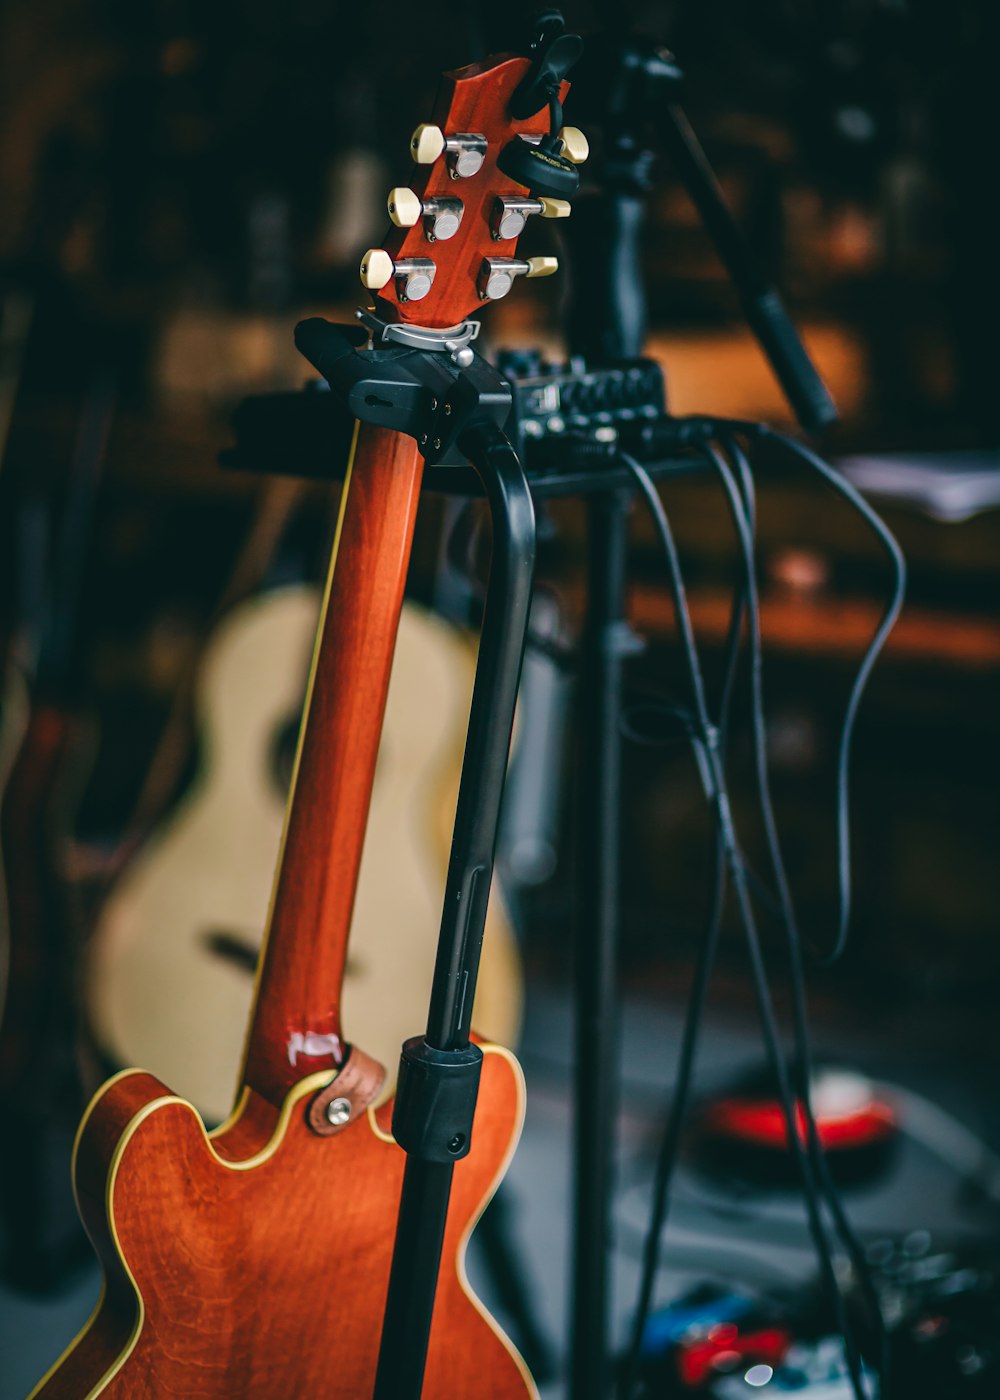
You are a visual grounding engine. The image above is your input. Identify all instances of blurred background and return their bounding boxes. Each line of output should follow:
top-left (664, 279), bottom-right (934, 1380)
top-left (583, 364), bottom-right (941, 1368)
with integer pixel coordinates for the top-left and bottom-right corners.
top-left (1, 1), bottom-right (998, 1396)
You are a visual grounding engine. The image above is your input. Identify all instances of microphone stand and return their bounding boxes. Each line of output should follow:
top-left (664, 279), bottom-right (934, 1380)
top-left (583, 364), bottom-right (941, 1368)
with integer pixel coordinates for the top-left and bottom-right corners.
top-left (559, 34), bottom-right (837, 1400)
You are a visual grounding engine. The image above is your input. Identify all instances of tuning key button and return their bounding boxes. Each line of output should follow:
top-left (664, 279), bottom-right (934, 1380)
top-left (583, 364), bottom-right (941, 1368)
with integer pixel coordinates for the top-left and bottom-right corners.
top-left (478, 255), bottom-right (559, 300)
top-left (393, 258), bottom-right (435, 301)
top-left (410, 123), bottom-right (446, 164)
top-left (539, 197), bottom-right (571, 218)
top-left (558, 126), bottom-right (590, 164)
top-left (387, 187), bottom-right (422, 227)
top-left (360, 248), bottom-right (394, 290)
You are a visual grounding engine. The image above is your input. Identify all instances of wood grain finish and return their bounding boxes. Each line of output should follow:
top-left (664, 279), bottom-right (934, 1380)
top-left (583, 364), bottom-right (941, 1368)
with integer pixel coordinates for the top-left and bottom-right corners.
top-left (242, 424), bottom-right (424, 1104)
top-left (30, 1045), bottom-right (535, 1398)
top-left (373, 56), bottom-right (569, 329)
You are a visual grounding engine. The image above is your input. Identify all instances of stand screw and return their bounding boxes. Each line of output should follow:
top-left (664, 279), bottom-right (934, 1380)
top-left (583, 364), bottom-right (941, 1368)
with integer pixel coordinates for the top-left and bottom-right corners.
top-left (326, 1096), bottom-right (352, 1127)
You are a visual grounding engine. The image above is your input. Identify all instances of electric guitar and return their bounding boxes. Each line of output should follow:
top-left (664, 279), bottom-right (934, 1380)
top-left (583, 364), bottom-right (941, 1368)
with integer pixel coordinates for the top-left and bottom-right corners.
top-left (85, 588), bottom-right (522, 1124)
top-left (30, 40), bottom-right (584, 1398)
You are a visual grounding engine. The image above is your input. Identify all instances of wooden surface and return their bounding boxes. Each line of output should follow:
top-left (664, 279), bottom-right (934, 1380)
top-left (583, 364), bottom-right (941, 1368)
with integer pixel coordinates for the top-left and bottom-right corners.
top-left (240, 424), bottom-right (424, 1104)
top-left (29, 1045), bottom-right (535, 1398)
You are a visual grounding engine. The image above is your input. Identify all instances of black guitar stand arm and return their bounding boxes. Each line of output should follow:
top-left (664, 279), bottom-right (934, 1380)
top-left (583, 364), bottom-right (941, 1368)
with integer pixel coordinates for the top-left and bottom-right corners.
top-left (294, 312), bottom-right (536, 1400)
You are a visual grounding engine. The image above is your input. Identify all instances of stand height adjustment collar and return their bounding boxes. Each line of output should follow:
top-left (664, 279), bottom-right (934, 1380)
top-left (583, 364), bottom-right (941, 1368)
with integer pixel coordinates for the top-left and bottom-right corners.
top-left (392, 1038), bottom-right (484, 1162)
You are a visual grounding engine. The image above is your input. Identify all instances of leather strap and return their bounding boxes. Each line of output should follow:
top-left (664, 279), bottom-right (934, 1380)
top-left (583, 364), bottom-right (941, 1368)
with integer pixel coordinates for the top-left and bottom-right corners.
top-left (307, 1044), bottom-right (387, 1136)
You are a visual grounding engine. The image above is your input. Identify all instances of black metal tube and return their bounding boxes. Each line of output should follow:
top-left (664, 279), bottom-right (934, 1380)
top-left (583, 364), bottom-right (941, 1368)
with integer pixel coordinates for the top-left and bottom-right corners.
top-left (371, 1159), bottom-right (454, 1399)
top-left (372, 421), bottom-right (536, 1400)
top-left (425, 422), bottom-right (537, 1053)
top-left (570, 487), bottom-right (632, 1400)
top-left (660, 101), bottom-right (838, 433)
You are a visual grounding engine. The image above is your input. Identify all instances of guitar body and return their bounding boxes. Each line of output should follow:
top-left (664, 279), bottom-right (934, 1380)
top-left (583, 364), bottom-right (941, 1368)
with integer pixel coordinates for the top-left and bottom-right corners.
top-left (86, 590), bottom-right (521, 1122)
top-left (30, 1043), bottom-right (534, 1399)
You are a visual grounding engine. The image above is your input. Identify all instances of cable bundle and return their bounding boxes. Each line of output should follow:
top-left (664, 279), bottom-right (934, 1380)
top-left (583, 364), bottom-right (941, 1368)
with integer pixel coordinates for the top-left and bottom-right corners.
top-left (616, 419), bottom-right (906, 1400)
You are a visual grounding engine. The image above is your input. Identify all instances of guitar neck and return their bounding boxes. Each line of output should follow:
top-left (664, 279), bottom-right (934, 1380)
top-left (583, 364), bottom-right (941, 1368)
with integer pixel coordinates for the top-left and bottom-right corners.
top-left (241, 423), bottom-right (424, 1104)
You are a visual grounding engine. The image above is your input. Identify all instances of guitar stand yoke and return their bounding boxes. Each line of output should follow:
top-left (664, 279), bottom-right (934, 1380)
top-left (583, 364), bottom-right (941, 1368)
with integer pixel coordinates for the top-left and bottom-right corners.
top-left (294, 312), bottom-right (537, 1400)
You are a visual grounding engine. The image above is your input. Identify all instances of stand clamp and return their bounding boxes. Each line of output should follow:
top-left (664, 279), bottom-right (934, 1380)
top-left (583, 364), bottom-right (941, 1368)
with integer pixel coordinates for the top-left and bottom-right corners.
top-left (392, 1038), bottom-right (483, 1163)
top-left (293, 311), bottom-right (510, 464)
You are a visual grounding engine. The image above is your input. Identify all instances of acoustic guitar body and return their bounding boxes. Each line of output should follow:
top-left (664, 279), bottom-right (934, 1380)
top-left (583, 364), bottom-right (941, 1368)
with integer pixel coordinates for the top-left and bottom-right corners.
top-left (86, 591), bottom-right (521, 1123)
top-left (31, 1043), bottom-right (534, 1399)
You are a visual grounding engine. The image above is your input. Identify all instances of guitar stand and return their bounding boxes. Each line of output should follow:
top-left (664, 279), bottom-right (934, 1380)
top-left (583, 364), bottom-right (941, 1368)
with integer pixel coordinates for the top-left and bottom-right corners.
top-left (293, 312), bottom-right (538, 1400)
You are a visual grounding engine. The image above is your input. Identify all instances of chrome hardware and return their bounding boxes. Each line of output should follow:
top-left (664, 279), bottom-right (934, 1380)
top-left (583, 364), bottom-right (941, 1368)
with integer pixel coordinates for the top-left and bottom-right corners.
top-left (393, 257), bottom-right (435, 301)
top-left (421, 196), bottom-right (464, 241)
top-left (492, 196), bottom-right (542, 241)
top-left (490, 195), bottom-right (571, 240)
top-left (325, 1096), bottom-right (352, 1127)
top-left (445, 133), bottom-right (487, 178)
top-left (355, 308), bottom-right (481, 362)
top-left (477, 255), bottom-right (559, 301)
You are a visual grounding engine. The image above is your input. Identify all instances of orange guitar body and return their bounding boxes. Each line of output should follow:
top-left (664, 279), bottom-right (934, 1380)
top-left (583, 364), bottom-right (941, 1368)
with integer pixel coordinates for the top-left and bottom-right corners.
top-left (31, 1046), bottom-right (532, 1399)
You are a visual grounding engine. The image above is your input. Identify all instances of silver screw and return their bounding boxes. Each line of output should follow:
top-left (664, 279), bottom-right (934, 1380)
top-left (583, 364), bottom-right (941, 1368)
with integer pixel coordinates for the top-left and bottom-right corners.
top-left (326, 1096), bottom-right (351, 1127)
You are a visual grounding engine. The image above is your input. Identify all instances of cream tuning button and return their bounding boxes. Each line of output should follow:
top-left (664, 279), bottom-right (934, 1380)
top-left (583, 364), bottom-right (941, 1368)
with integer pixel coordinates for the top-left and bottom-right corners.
top-left (409, 124), bottom-right (487, 178)
top-left (360, 248), bottom-right (393, 290)
top-left (387, 187), bottom-right (422, 227)
top-left (410, 124), bottom-right (446, 164)
top-left (525, 255), bottom-right (559, 277)
top-left (478, 255), bottom-right (559, 300)
top-left (558, 126), bottom-right (589, 164)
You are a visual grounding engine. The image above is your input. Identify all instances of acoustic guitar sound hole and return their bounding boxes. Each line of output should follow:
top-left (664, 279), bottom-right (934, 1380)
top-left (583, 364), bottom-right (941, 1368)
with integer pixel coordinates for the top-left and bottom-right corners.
top-left (202, 929), bottom-right (362, 978)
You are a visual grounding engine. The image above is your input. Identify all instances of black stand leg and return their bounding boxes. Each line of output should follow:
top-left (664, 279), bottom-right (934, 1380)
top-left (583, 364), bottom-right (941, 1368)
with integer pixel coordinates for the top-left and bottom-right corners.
top-left (570, 487), bottom-right (634, 1400)
top-left (372, 421), bottom-right (536, 1400)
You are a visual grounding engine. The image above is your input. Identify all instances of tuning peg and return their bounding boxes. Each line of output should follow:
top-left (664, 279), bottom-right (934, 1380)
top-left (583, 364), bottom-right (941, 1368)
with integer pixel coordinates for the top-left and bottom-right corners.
top-left (410, 124), bottom-right (487, 179)
top-left (359, 249), bottom-right (394, 290)
top-left (410, 124), bottom-right (446, 164)
top-left (478, 255), bottom-right (558, 301)
top-left (360, 249), bottom-right (436, 301)
top-left (387, 188), bottom-right (464, 242)
top-left (558, 126), bottom-right (589, 164)
top-left (491, 194), bottom-right (571, 241)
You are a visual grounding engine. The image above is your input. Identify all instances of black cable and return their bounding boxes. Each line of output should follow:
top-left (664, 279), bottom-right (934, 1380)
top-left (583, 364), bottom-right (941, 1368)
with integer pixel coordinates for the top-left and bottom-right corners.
top-left (617, 452), bottom-right (868, 1400)
top-left (703, 436), bottom-right (891, 1382)
top-left (692, 417), bottom-right (908, 966)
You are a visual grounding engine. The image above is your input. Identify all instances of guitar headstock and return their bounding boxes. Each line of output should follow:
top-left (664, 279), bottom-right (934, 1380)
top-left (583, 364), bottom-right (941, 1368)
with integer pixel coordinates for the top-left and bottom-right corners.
top-left (359, 53), bottom-right (587, 331)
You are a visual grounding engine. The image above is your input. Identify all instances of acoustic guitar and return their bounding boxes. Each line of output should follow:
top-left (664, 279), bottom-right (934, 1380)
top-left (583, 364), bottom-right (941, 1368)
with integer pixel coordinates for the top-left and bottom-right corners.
top-left (85, 587), bottom-right (522, 1124)
top-left (30, 42), bottom-right (582, 1397)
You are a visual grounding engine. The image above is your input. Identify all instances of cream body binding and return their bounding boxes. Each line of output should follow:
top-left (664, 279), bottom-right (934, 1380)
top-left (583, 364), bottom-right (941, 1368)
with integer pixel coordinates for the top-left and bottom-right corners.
top-left (86, 589), bottom-right (521, 1122)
